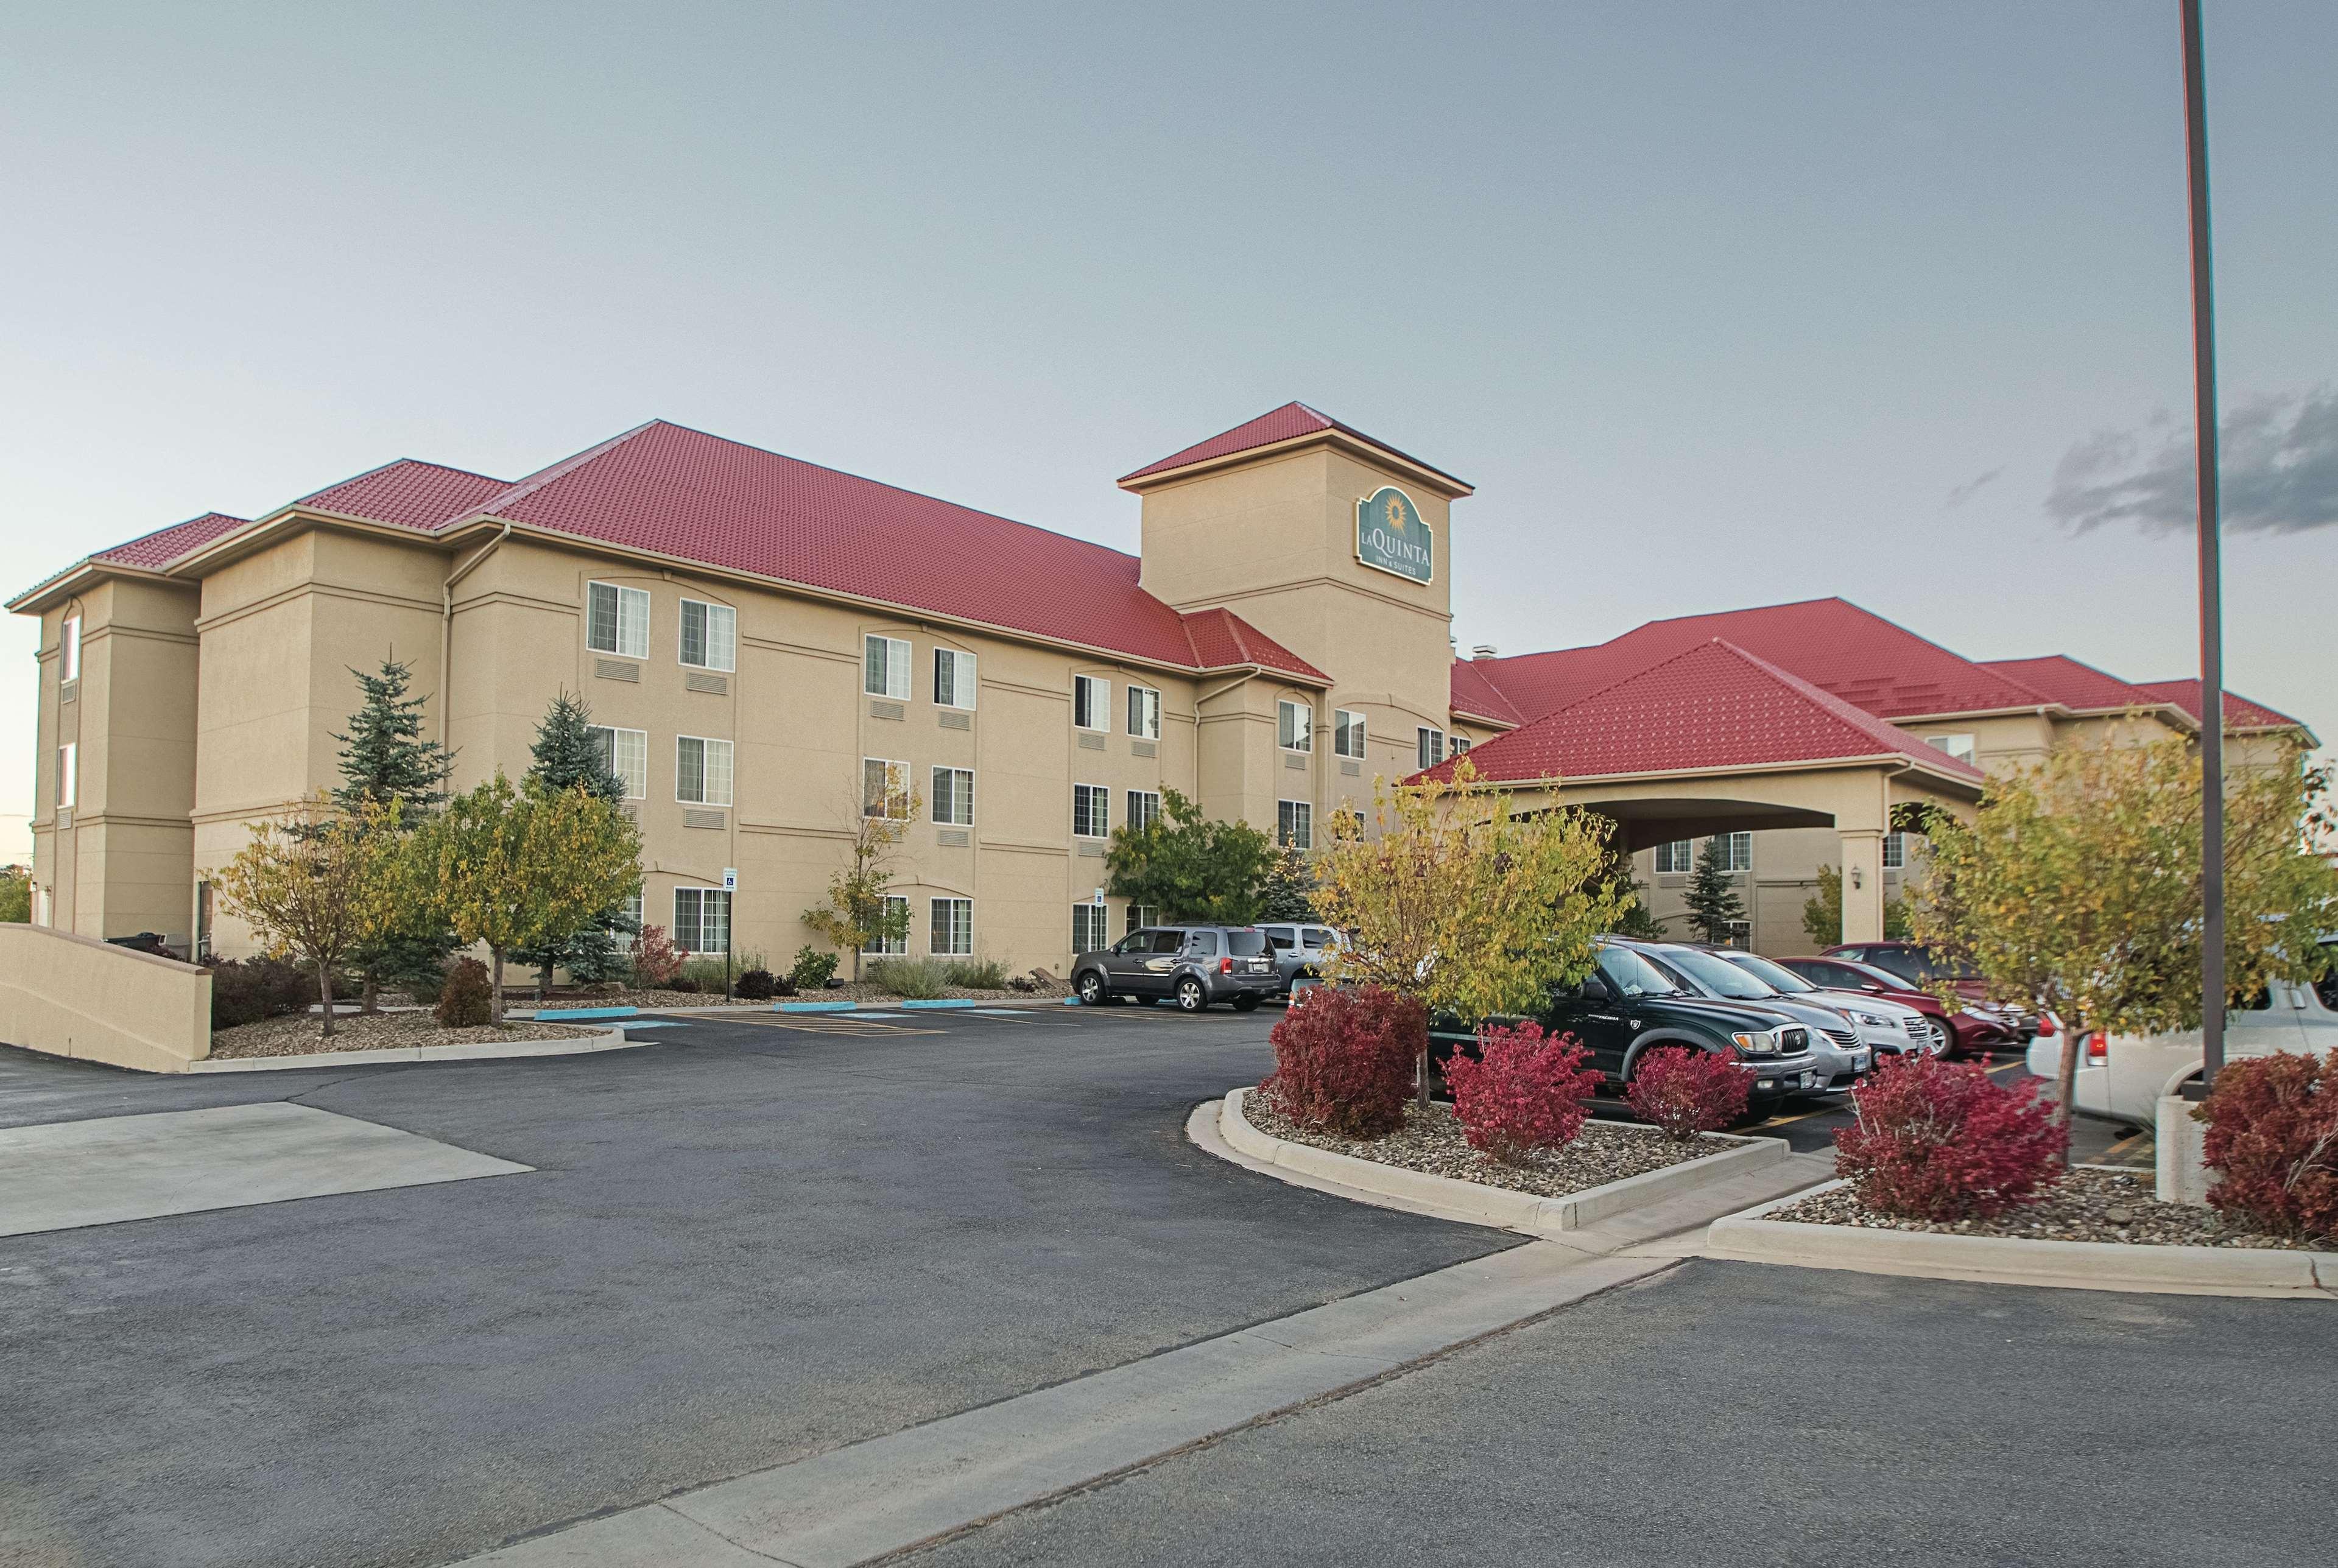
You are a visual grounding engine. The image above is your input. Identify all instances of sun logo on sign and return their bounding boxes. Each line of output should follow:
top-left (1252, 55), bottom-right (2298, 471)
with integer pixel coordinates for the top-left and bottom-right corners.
top-left (1384, 494), bottom-right (1407, 534)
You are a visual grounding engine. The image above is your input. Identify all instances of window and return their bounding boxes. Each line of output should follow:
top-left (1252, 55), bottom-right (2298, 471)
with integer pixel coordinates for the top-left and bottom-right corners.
top-left (1125, 790), bottom-right (1161, 834)
top-left (1417, 727), bottom-right (1445, 770)
top-left (1720, 919), bottom-right (1752, 949)
top-left (621, 887), bottom-right (644, 932)
top-left (932, 648), bottom-right (976, 709)
top-left (1073, 782), bottom-right (1110, 838)
top-left (1655, 840), bottom-right (1696, 874)
top-left (677, 599), bottom-right (736, 671)
top-left (1711, 832), bottom-right (1752, 873)
top-left (1127, 684), bottom-right (1161, 740)
top-left (58, 616), bottom-right (80, 683)
top-left (863, 758), bottom-right (910, 818)
top-left (1450, 736), bottom-right (1471, 756)
top-left (1334, 709), bottom-right (1365, 759)
top-left (672, 888), bottom-right (731, 954)
top-left (590, 725), bottom-right (648, 799)
top-left (1927, 733), bottom-right (1977, 764)
top-left (865, 635), bottom-right (911, 699)
top-left (1125, 902), bottom-right (1160, 937)
top-left (1278, 700), bottom-right (1312, 753)
top-left (1303, 926), bottom-right (1334, 949)
top-left (56, 742), bottom-right (76, 809)
top-left (1277, 800), bottom-right (1313, 849)
top-left (1882, 831), bottom-right (1906, 870)
top-left (1188, 930), bottom-right (1220, 956)
top-left (867, 895), bottom-right (909, 955)
top-left (932, 766), bottom-right (974, 826)
top-left (930, 897), bottom-right (973, 956)
top-left (1072, 904), bottom-right (1110, 953)
top-left (675, 736), bottom-right (733, 806)
top-left (1073, 674), bottom-right (1110, 731)
top-left (588, 582), bottom-right (650, 659)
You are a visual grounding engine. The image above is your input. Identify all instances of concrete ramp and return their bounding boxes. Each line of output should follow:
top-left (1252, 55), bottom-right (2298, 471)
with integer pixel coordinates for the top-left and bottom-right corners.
top-left (0, 1102), bottom-right (531, 1237)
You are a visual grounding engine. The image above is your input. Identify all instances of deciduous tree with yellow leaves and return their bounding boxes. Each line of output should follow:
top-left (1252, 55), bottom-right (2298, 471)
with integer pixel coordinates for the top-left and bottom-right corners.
top-left (1314, 759), bottom-right (1627, 1106)
top-left (214, 794), bottom-right (407, 1039)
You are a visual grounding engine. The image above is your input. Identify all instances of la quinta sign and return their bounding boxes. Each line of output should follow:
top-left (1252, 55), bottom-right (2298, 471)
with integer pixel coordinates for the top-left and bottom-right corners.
top-left (1356, 485), bottom-right (1432, 585)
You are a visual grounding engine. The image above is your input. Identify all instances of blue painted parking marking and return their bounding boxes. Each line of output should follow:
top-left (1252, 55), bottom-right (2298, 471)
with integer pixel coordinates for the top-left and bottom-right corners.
top-left (776, 1000), bottom-right (857, 1014)
top-left (898, 999), bottom-right (977, 1010)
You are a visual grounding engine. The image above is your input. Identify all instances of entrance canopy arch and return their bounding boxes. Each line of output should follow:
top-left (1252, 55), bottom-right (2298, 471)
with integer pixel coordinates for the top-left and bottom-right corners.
top-left (1420, 639), bottom-right (1988, 942)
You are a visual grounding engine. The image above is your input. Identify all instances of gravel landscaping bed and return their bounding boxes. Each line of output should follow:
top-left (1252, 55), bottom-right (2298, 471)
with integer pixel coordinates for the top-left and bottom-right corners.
top-left (1768, 1167), bottom-right (2334, 1251)
top-left (210, 1011), bottom-right (605, 1058)
top-left (1245, 1093), bottom-right (1738, 1200)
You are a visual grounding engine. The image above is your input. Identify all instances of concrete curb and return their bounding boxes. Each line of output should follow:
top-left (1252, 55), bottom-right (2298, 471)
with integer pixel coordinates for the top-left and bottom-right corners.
top-left (1705, 1179), bottom-right (2338, 1299)
top-left (185, 1025), bottom-right (636, 1074)
top-left (776, 1000), bottom-right (858, 1014)
top-left (898, 999), bottom-right (979, 1010)
top-left (1217, 1088), bottom-right (1784, 1239)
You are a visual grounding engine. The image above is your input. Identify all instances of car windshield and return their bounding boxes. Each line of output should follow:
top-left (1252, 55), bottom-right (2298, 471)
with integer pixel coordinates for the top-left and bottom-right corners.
top-left (1662, 947), bottom-right (1776, 1000)
top-left (1227, 930), bottom-right (1267, 957)
top-left (1594, 946), bottom-right (1680, 999)
top-left (1723, 952), bottom-right (1819, 993)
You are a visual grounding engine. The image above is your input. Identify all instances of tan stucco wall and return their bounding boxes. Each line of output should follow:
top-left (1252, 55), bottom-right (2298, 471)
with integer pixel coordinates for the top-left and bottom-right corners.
top-left (0, 921), bottom-right (212, 1071)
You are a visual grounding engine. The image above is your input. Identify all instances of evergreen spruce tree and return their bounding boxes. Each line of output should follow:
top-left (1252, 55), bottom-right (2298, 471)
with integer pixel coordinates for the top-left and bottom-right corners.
top-left (330, 657), bottom-right (461, 1011)
top-left (1682, 835), bottom-right (1748, 944)
top-left (1257, 845), bottom-right (1320, 922)
top-left (515, 692), bottom-right (641, 996)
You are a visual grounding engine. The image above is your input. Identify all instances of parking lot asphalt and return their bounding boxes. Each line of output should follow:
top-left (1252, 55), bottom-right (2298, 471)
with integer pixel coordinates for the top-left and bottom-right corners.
top-left (0, 1005), bottom-right (1508, 1568)
top-left (909, 1258), bottom-right (2338, 1568)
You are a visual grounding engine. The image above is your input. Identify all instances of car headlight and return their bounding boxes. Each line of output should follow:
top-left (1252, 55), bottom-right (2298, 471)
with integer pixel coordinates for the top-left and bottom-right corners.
top-left (1847, 1011), bottom-right (1885, 1029)
top-left (1730, 1030), bottom-right (1778, 1056)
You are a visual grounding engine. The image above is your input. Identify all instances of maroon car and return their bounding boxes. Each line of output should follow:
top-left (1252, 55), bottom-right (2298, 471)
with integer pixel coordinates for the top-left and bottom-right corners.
top-left (1781, 952), bottom-right (2029, 1059)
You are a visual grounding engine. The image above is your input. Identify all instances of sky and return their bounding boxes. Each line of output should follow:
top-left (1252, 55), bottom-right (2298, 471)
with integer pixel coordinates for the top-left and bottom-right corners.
top-left (2, 1), bottom-right (2333, 860)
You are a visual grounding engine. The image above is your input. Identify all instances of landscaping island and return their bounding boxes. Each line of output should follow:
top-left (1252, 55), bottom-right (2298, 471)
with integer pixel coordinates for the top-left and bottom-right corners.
top-left (1768, 1167), bottom-right (2333, 1252)
top-left (209, 1011), bottom-right (604, 1060)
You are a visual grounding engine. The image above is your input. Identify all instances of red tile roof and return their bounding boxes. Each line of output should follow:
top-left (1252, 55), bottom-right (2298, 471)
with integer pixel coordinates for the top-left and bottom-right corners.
top-left (1449, 658), bottom-right (1524, 726)
top-left (2132, 679), bottom-right (2309, 735)
top-left (1118, 401), bottom-right (1470, 490)
top-left (1426, 639), bottom-right (1988, 786)
top-left (91, 512), bottom-right (252, 569)
top-left (296, 459), bottom-right (510, 531)
top-left (467, 420), bottom-right (1327, 681)
top-left (1977, 655), bottom-right (2164, 714)
top-left (1473, 598), bottom-right (2052, 724)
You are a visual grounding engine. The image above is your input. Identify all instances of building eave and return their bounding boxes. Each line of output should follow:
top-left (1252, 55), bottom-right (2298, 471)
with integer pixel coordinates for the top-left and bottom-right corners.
top-left (1116, 427), bottom-right (1474, 500)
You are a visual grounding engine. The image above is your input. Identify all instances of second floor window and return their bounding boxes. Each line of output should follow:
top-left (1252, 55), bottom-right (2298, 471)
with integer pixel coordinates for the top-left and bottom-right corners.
top-left (932, 766), bottom-right (974, 826)
top-left (1417, 727), bottom-right (1445, 770)
top-left (588, 582), bottom-right (650, 659)
top-left (1882, 831), bottom-right (1907, 870)
top-left (675, 736), bottom-right (733, 806)
top-left (1712, 832), bottom-right (1752, 873)
top-left (1278, 700), bottom-right (1312, 753)
top-left (933, 648), bottom-right (976, 709)
top-left (1073, 783), bottom-right (1110, 838)
top-left (678, 599), bottom-right (736, 671)
top-left (1927, 733), bottom-right (1977, 764)
top-left (1126, 789), bottom-right (1161, 834)
top-left (588, 725), bottom-right (649, 799)
top-left (865, 635), bottom-right (911, 699)
top-left (1655, 839), bottom-right (1695, 874)
top-left (1277, 800), bottom-right (1313, 849)
top-left (1127, 684), bottom-right (1161, 740)
top-left (863, 758), bottom-right (910, 818)
top-left (1073, 674), bottom-right (1110, 731)
top-left (1334, 708), bottom-right (1365, 758)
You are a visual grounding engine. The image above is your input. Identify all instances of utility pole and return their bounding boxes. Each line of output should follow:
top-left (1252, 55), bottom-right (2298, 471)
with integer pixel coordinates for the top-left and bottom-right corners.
top-left (2181, 0), bottom-right (2226, 1086)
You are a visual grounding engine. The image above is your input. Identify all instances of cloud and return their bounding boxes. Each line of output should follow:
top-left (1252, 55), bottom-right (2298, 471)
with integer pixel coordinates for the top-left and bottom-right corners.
top-left (2047, 385), bottom-right (2338, 535)
top-left (1944, 467), bottom-right (2002, 508)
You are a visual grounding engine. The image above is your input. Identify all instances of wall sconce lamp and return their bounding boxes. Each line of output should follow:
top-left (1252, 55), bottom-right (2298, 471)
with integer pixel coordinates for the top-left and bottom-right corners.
top-left (1850, 867), bottom-right (1865, 891)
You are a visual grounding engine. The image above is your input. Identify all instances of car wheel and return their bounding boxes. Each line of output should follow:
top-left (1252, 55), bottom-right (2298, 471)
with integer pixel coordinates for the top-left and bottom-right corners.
top-left (1175, 977), bottom-right (1207, 1012)
top-left (1076, 971), bottom-right (1105, 1007)
top-left (1231, 994), bottom-right (1261, 1013)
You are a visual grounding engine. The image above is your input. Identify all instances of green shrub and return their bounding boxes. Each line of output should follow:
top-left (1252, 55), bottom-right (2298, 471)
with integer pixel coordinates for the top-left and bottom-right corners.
top-left (866, 956), bottom-right (950, 999)
top-left (435, 958), bottom-right (493, 1027)
top-left (790, 945), bottom-right (839, 991)
top-left (208, 956), bottom-right (315, 1030)
top-left (942, 957), bottom-right (1009, 990)
top-left (677, 955), bottom-right (733, 992)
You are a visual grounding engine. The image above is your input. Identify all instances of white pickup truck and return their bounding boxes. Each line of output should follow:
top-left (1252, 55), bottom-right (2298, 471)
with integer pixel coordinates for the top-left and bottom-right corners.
top-left (2027, 945), bottom-right (2338, 1129)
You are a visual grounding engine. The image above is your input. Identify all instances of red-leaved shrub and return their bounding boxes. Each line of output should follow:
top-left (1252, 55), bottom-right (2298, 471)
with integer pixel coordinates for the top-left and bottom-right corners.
top-left (2198, 1053), bottom-right (2338, 1242)
top-left (1261, 985), bottom-right (1424, 1138)
top-left (630, 924), bottom-right (683, 989)
top-left (1442, 1021), bottom-right (1600, 1164)
top-left (1625, 1046), bottom-right (1749, 1141)
top-left (1834, 1053), bottom-right (2063, 1221)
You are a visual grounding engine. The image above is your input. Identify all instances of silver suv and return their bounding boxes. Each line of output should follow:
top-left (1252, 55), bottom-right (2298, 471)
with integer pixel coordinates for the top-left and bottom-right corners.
top-left (1256, 921), bottom-right (1337, 995)
top-left (1071, 926), bottom-right (1282, 1012)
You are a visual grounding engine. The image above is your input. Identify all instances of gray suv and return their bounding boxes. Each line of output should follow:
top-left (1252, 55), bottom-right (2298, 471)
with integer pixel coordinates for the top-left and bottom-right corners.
top-left (1256, 921), bottom-right (1337, 995)
top-left (1071, 926), bottom-right (1282, 1012)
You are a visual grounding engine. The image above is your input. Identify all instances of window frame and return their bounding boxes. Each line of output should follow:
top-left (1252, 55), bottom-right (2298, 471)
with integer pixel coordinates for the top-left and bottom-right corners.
top-left (1072, 782), bottom-right (1110, 840)
top-left (1124, 902), bottom-right (1159, 937)
top-left (1417, 726), bottom-right (1446, 770)
top-left (931, 765), bottom-right (976, 827)
top-left (1882, 831), bottom-right (1906, 870)
top-left (677, 597), bottom-right (737, 672)
top-left (1278, 699), bottom-right (1313, 754)
top-left (932, 647), bottom-right (977, 710)
top-left (1712, 831), bottom-right (1753, 873)
top-left (863, 757), bottom-right (911, 820)
top-left (587, 580), bottom-right (650, 659)
top-left (1072, 903), bottom-right (1110, 954)
top-left (1927, 733), bottom-right (1977, 764)
top-left (1277, 799), bottom-right (1314, 850)
top-left (588, 724), bottom-right (649, 800)
top-left (675, 734), bottom-right (734, 807)
top-left (1125, 789), bottom-right (1161, 835)
top-left (929, 896), bottom-right (973, 957)
top-left (1072, 674), bottom-right (1110, 732)
top-left (56, 742), bottom-right (76, 809)
top-left (1333, 708), bottom-right (1365, 759)
top-left (865, 894), bottom-right (910, 955)
top-left (864, 635), bottom-right (912, 700)
top-left (1126, 683), bottom-right (1162, 740)
top-left (59, 615), bottom-right (80, 683)
top-left (672, 887), bottom-right (732, 955)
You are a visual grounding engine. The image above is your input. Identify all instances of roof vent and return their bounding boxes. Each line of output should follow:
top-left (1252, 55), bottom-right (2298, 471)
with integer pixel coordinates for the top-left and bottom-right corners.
top-left (1471, 644), bottom-right (1498, 661)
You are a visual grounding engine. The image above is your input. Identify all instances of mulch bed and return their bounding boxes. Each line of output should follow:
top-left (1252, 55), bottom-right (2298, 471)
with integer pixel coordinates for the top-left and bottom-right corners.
top-left (1767, 1167), bottom-right (2333, 1251)
top-left (1245, 1092), bottom-right (1737, 1200)
top-left (210, 1011), bottom-right (605, 1059)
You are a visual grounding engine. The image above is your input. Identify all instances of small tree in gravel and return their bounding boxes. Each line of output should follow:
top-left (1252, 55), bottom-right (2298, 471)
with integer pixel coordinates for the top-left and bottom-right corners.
top-left (213, 795), bottom-right (404, 1040)
top-left (1441, 1021), bottom-right (1600, 1164)
top-left (1625, 1047), bottom-right (1751, 1141)
top-left (1833, 1054), bottom-right (2063, 1221)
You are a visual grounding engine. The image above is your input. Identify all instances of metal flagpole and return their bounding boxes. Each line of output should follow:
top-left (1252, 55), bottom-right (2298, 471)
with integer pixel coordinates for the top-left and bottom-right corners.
top-left (2181, 0), bottom-right (2226, 1086)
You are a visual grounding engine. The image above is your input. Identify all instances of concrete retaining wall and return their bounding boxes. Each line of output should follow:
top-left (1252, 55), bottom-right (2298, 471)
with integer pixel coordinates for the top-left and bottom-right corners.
top-left (0, 923), bottom-right (213, 1073)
